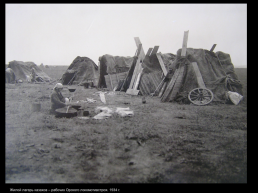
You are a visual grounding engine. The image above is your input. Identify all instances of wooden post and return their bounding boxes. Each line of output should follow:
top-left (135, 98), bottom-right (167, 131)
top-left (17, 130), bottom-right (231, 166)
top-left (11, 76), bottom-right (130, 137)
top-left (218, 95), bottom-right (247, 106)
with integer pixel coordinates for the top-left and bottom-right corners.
top-left (210, 44), bottom-right (217, 52)
top-left (181, 30), bottom-right (189, 57)
top-left (156, 53), bottom-right (168, 76)
top-left (108, 74), bottom-right (113, 90)
top-left (99, 92), bottom-right (106, 104)
top-left (146, 48), bottom-right (153, 56)
top-left (150, 46), bottom-right (159, 56)
top-left (191, 62), bottom-right (206, 88)
top-left (161, 68), bottom-right (180, 102)
top-left (126, 37), bottom-right (146, 95)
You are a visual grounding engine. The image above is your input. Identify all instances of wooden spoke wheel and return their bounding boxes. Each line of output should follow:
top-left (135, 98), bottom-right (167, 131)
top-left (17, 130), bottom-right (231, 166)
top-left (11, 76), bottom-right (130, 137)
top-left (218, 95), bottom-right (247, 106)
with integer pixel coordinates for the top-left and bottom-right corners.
top-left (188, 88), bottom-right (214, 105)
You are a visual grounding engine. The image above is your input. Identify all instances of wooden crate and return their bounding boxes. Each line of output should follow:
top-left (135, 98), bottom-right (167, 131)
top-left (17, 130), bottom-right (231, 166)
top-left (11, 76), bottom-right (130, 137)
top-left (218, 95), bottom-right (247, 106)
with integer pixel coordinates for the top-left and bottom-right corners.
top-left (104, 72), bottom-right (128, 90)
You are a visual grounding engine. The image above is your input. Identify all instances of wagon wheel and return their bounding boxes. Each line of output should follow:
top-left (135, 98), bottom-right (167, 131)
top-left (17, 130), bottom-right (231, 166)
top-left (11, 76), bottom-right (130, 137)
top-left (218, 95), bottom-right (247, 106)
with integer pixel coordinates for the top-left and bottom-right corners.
top-left (188, 88), bottom-right (214, 105)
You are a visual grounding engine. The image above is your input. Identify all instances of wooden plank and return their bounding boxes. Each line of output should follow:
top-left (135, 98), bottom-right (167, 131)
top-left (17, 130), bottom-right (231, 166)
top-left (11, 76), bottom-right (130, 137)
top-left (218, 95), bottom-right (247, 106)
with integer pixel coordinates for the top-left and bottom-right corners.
top-left (150, 46), bottom-right (159, 56)
top-left (104, 75), bottom-right (111, 90)
top-left (210, 44), bottom-right (217, 52)
top-left (140, 75), bottom-right (151, 95)
top-left (156, 53), bottom-right (168, 76)
top-left (99, 92), bottom-right (106, 104)
top-left (191, 62), bottom-right (206, 88)
top-left (128, 57), bottom-right (143, 90)
top-left (126, 38), bottom-right (145, 94)
top-left (181, 30), bottom-right (189, 57)
top-left (161, 68), bottom-right (180, 102)
top-left (108, 74), bottom-right (113, 90)
top-left (168, 64), bottom-right (185, 101)
top-left (128, 43), bottom-right (143, 90)
top-left (133, 67), bottom-right (143, 90)
top-left (158, 81), bottom-right (167, 98)
top-left (146, 48), bottom-right (153, 56)
top-left (126, 89), bottom-right (140, 95)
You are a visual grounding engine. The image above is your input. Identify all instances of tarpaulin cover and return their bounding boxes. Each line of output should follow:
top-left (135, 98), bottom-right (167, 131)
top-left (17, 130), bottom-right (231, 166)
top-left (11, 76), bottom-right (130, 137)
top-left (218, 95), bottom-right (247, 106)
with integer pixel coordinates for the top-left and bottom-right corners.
top-left (62, 56), bottom-right (99, 86)
top-left (166, 48), bottom-right (243, 103)
top-left (8, 60), bottom-right (51, 82)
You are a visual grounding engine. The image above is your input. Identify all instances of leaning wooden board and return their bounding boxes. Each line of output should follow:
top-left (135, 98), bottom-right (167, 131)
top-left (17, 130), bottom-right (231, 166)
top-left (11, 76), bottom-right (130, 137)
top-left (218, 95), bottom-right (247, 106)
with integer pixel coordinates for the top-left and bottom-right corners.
top-left (126, 38), bottom-right (146, 95)
top-left (191, 62), bottom-right (206, 88)
top-left (156, 53), bottom-right (168, 76)
top-left (181, 30), bottom-right (189, 57)
top-left (161, 68), bottom-right (180, 102)
top-left (167, 64), bottom-right (185, 101)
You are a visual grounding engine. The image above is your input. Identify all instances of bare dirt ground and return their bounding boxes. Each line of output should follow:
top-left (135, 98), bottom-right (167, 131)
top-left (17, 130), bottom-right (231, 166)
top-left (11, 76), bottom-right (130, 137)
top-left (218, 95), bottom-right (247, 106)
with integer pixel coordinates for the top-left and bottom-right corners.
top-left (5, 67), bottom-right (247, 183)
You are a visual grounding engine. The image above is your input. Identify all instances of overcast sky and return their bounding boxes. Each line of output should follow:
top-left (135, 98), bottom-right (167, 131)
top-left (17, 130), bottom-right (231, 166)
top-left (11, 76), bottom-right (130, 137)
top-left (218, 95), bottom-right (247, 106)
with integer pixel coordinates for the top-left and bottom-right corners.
top-left (6, 4), bottom-right (247, 68)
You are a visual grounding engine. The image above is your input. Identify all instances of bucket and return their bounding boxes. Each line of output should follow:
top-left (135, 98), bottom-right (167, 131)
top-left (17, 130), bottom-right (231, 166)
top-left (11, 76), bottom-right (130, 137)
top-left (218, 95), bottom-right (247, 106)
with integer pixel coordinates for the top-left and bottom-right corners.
top-left (31, 103), bottom-right (41, 112)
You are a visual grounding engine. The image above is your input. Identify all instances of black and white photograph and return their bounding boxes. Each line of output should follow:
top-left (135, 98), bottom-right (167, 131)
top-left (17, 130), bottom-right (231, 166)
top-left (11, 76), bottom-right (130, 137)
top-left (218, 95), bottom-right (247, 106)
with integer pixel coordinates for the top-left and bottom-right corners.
top-left (5, 4), bottom-right (247, 184)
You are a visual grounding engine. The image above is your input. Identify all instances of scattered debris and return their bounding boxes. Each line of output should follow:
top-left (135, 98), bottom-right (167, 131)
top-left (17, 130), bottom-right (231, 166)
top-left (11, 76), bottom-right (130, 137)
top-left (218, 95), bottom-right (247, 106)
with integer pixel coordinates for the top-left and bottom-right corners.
top-left (115, 107), bottom-right (130, 112)
top-left (142, 96), bottom-right (146, 104)
top-left (95, 106), bottom-right (114, 114)
top-left (93, 112), bottom-right (112, 120)
top-left (227, 91), bottom-right (243, 105)
top-left (116, 110), bottom-right (134, 117)
top-left (99, 92), bottom-right (106, 104)
top-left (128, 162), bottom-right (134, 166)
top-left (86, 98), bottom-right (96, 103)
top-left (137, 138), bottom-right (145, 146)
top-left (174, 116), bottom-right (186, 119)
top-left (107, 91), bottom-right (116, 95)
top-left (93, 106), bottom-right (134, 119)
top-left (25, 144), bottom-right (35, 147)
top-left (37, 148), bottom-right (49, 154)
top-left (77, 116), bottom-right (90, 120)
top-left (18, 148), bottom-right (28, 152)
top-left (116, 107), bottom-right (134, 117)
top-left (54, 143), bottom-right (62, 148)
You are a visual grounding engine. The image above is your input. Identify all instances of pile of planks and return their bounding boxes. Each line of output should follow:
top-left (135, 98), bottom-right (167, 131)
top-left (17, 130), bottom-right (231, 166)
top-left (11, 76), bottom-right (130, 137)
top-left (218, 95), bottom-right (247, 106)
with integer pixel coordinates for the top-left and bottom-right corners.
top-left (159, 30), bottom-right (189, 102)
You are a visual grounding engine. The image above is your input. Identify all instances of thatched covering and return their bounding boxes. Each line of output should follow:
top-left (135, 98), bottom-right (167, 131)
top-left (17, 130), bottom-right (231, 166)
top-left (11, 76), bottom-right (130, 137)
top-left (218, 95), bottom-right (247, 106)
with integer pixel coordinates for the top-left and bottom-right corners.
top-left (61, 56), bottom-right (99, 86)
top-left (7, 60), bottom-right (51, 82)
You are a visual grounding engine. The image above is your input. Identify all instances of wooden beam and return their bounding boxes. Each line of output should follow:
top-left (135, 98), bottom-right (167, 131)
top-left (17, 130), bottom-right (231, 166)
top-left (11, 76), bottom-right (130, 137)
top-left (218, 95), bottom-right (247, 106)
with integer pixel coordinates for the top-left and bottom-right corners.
top-left (134, 37), bottom-right (141, 48)
top-left (168, 64), bottom-right (185, 101)
top-left (210, 44), bottom-right (217, 52)
top-left (191, 62), bottom-right (206, 88)
top-left (150, 46), bottom-right (159, 56)
top-left (126, 38), bottom-right (146, 95)
top-left (134, 37), bottom-right (145, 57)
top-left (158, 81), bottom-right (167, 98)
top-left (108, 74), bottom-right (113, 90)
top-left (99, 92), bottom-right (106, 104)
top-left (156, 53), bottom-right (168, 76)
top-left (146, 48), bottom-right (153, 56)
top-left (133, 67), bottom-right (143, 90)
top-left (181, 30), bottom-right (189, 57)
top-left (161, 68), bottom-right (180, 102)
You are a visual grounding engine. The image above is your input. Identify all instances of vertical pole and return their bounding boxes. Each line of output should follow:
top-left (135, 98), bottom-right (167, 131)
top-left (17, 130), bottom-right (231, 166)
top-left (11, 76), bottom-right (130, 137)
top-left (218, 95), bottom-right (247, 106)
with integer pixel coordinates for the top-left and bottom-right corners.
top-left (181, 30), bottom-right (189, 57)
top-left (210, 44), bottom-right (217, 52)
